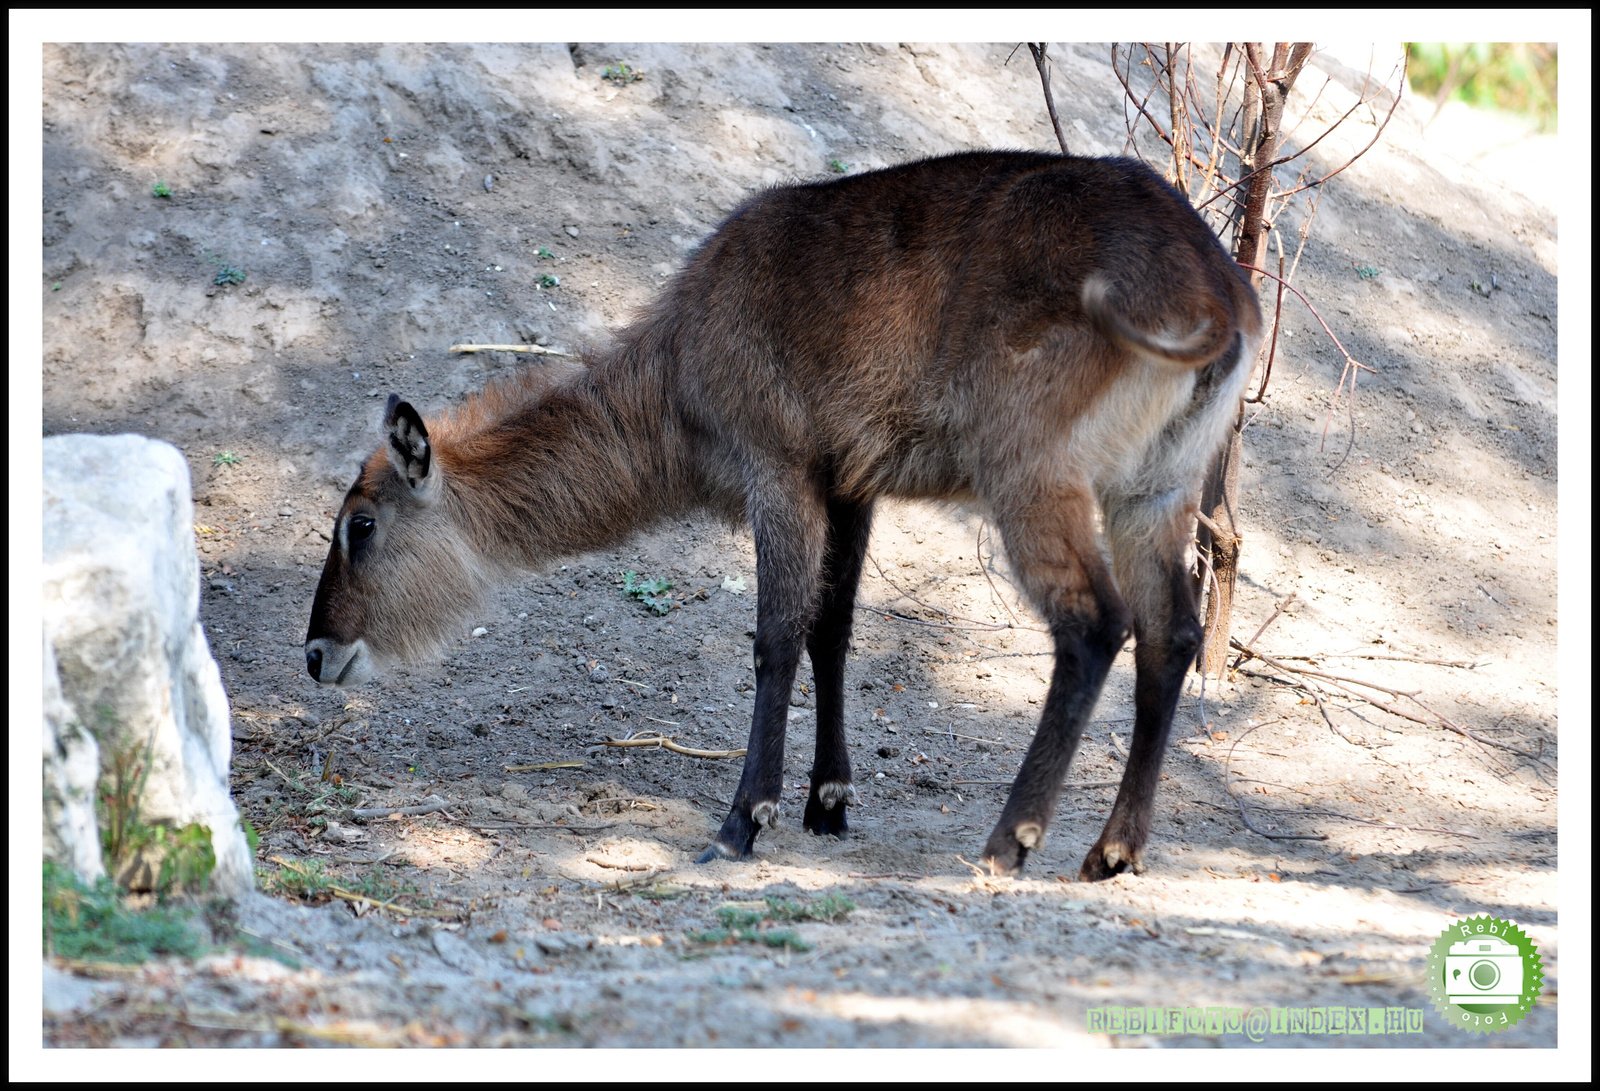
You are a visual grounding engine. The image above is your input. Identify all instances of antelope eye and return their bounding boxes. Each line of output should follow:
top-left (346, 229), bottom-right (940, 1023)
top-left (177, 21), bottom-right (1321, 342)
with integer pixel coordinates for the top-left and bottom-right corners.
top-left (348, 514), bottom-right (376, 543)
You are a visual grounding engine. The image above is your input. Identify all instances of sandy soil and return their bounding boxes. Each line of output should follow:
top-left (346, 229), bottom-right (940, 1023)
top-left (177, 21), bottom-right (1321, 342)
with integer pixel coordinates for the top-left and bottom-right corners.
top-left (40, 42), bottom-right (1559, 1048)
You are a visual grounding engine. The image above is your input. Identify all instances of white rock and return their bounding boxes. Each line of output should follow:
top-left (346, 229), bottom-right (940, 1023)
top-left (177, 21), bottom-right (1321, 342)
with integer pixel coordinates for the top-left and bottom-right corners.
top-left (43, 632), bottom-right (104, 882)
top-left (43, 435), bottom-right (253, 895)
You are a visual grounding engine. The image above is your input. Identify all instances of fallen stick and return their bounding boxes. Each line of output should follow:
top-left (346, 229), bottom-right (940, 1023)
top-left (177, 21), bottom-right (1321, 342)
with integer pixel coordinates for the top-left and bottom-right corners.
top-left (847, 872), bottom-right (925, 881)
top-left (586, 856), bottom-right (652, 872)
top-left (1275, 652), bottom-right (1488, 669)
top-left (503, 760), bottom-right (586, 772)
top-left (953, 778), bottom-right (1121, 788)
top-left (1229, 593), bottom-right (1297, 673)
top-left (267, 856), bottom-right (456, 917)
top-left (1230, 640), bottom-right (1419, 698)
top-left (602, 732), bottom-right (746, 759)
top-left (447, 343), bottom-right (571, 356)
top-left (469, 822), bottom-right (620, 833)
top-left (328, 887), bottom-right (456, 919)
top-left (348, 795), bottom-right (448, 820)
top-left (922, 727), bottom-right (1004, 746)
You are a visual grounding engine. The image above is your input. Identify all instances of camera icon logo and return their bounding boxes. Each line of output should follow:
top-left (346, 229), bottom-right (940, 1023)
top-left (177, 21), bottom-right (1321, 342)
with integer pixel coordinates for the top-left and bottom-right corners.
top-left (1444, 936), bottom-right (1523, 1005)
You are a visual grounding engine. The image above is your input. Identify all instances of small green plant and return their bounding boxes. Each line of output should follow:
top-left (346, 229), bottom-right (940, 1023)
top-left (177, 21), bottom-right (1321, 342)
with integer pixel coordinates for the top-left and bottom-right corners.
top-left (1355, 264), bottom-right (1381, 280)
top-left (538, 273), bottom-right (561, 288)
top-left (152, 180), bottom-right (173, 198)
top-left (52, 282), bottom-right (62, 291)
top-left (213, 451), bottom-right (242, 467)
top-left (536, 246), bottom-right (556, 260)
top-left (622, 570), bottom-right (674, 615)
top-left (264, 857), bottom-right (334, 900)
top-left (830, 159), bottom-right (851, 174)
top-left (763, 892), bottom-right (856, 923)
top-left (685, 893), bottom-right (855, 951)
top-left (199, 246), bottom-right (246, 286)
top-left (687, 905), bottom-right (812, 951)
top-left (43, 861), bottom-right (202, 963)
top-left (601, 63), bottom-right (643, 84)
top-left (347, 865), bottom-right (421, 904)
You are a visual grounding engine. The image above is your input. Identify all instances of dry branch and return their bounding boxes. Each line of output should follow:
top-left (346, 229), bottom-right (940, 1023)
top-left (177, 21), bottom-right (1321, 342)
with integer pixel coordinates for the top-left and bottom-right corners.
top-left (601, 732), bottom-right (746, 759)
top-left (447, 343), bottom-right (571, 356)
top-left (348, 795), bottom-right (449, 820)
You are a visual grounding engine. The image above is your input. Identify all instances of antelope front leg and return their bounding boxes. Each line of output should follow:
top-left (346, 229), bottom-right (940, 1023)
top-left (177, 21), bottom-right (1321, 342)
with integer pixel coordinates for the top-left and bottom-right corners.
top-left (802, 499), bottom-right (873, 838)
top-left (698, 480), bottom-right (826, 863)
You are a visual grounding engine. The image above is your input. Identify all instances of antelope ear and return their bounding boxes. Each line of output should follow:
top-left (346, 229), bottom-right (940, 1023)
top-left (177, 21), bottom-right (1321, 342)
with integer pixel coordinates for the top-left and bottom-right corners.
top-left (383, 394), bottom-right (434, 494)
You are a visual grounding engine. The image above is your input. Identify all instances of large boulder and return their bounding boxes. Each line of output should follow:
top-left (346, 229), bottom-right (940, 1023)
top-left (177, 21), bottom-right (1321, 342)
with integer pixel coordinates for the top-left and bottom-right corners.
top-left (43, 631), bottom-right (104, 882)
top-left (42, 434), bottom-right (252, 895)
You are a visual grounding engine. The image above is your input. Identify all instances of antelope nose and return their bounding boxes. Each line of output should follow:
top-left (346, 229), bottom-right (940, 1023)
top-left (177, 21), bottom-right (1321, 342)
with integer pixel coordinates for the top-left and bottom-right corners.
top-left (306, 646), bottom-right (323, 681)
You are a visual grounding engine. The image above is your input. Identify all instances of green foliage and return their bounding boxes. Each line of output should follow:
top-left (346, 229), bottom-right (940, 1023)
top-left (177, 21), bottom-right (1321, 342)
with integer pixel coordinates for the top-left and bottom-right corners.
top-left (263, 857), bottom-right (334, 899)
top-left (622, 570), bottom-right (674, 615)
top-left (91, 707), bottom-right (216, 896)
top-left (43, 861), bottom-right (202, 963)
top-left (763, 892), bottom-right (856, 923)
top-left (601, 63), bottom-right (643, 84)
top-left (240, 816), bottom-right (261, 858)
top-left (1354, 264), bottom-right (1381, 280)
top-left (199, 246), bottom-right (247, 286)
top-left (346, 865), bottom-right (421, 904)
top-left (151, 180), bottom-right (173, 198)
top-left (536, 246), bottom-right (556, 259)
top-left (213, 451), bottom-right (242, 467)
top-left (94, 710), bottom-right (159, 876)
top-left (686, 893), bottom-right (856, 951)
top-left (1407, 43), bottom-right (1557, 130)
top-left (829, 159), bottom-right (851, 174)
top-left (538, 273), bottom-right (561, 288)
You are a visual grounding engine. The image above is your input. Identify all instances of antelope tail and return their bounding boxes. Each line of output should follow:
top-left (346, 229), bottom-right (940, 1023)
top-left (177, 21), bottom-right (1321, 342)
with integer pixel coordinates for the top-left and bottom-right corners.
top-left (1081, 274), bottom-right (1227, 367)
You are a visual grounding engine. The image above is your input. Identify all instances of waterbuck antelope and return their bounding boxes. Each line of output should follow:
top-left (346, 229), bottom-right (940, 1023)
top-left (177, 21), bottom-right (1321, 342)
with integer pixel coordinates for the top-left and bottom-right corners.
top-left (305, 150), bottom-right (1260, 880)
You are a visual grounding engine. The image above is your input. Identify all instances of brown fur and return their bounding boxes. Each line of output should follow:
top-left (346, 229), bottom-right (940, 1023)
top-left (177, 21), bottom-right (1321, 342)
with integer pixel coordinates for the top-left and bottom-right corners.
top-left (306, 150), bottom-right (1260, 879)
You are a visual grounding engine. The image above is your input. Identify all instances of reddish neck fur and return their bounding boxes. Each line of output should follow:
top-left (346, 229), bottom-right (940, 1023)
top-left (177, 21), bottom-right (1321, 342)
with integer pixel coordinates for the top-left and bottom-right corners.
top-left (426, 346), bottom-right (696, 571)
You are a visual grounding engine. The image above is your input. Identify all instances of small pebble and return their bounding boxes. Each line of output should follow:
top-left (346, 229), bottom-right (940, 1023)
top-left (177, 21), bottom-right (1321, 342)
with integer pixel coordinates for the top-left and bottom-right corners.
top-left (565, 225), bottom-right (580, 238)
top-left (471, 626), bottom-right (488, 637)
top-left (483, 173), bottom-right (494, 191)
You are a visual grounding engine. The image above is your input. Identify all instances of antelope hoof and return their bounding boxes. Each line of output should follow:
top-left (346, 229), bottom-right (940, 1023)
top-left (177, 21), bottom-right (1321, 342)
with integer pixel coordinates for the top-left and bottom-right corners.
top-left (803, 780), bottom-right (856, 838)
top-left (751, 800), bottom-right (781, 829)
top-left (1079, 838), bottom-right (1145, 882)
top-left (695, 840), bottom-right (747, 865)
top-left (698, 801), bottom-right (777, 863)
top-left (979, 822), bottom-right (1042, 877)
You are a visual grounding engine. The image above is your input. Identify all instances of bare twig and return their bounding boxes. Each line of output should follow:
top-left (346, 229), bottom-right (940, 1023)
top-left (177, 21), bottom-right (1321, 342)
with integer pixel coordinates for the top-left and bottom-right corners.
top-left (1277, 652), bottom-right (1487, 668)
top-left (1229, 592), bottom-right (1297, 672)
top-left (1244, 253), bottom-right (1286, 403)
top-left (503, 760), bottom-right (586, 772)
top-left (602, 732), bottom-right (746, 759)
top-left (1221, 721), bottom-right (1331, 841)
top-left (1235, 263), bottom-right (1375, 375)
top-left (953, 778), bottom-right (1121, 788)
top-left (1230, 640), bottom-right (1418, 698)
top-left (470, 822), bottom-right (620, 832)
top-left (977, 522), bottom-right (1022, 627)
top-left (348, 795), bottom-right (448, 820)
top-left (586, 856), bottom-right (652, 872)
top-left (447, 343), bottom-right (571, 356)
top-left (1028, 44), bottom-right (1070, 154)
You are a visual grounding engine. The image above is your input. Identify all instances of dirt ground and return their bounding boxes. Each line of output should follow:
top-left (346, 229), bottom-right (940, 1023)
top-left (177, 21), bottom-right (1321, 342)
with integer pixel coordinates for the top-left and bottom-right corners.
top-left (39, 42), bottom-right (1560, 1049)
